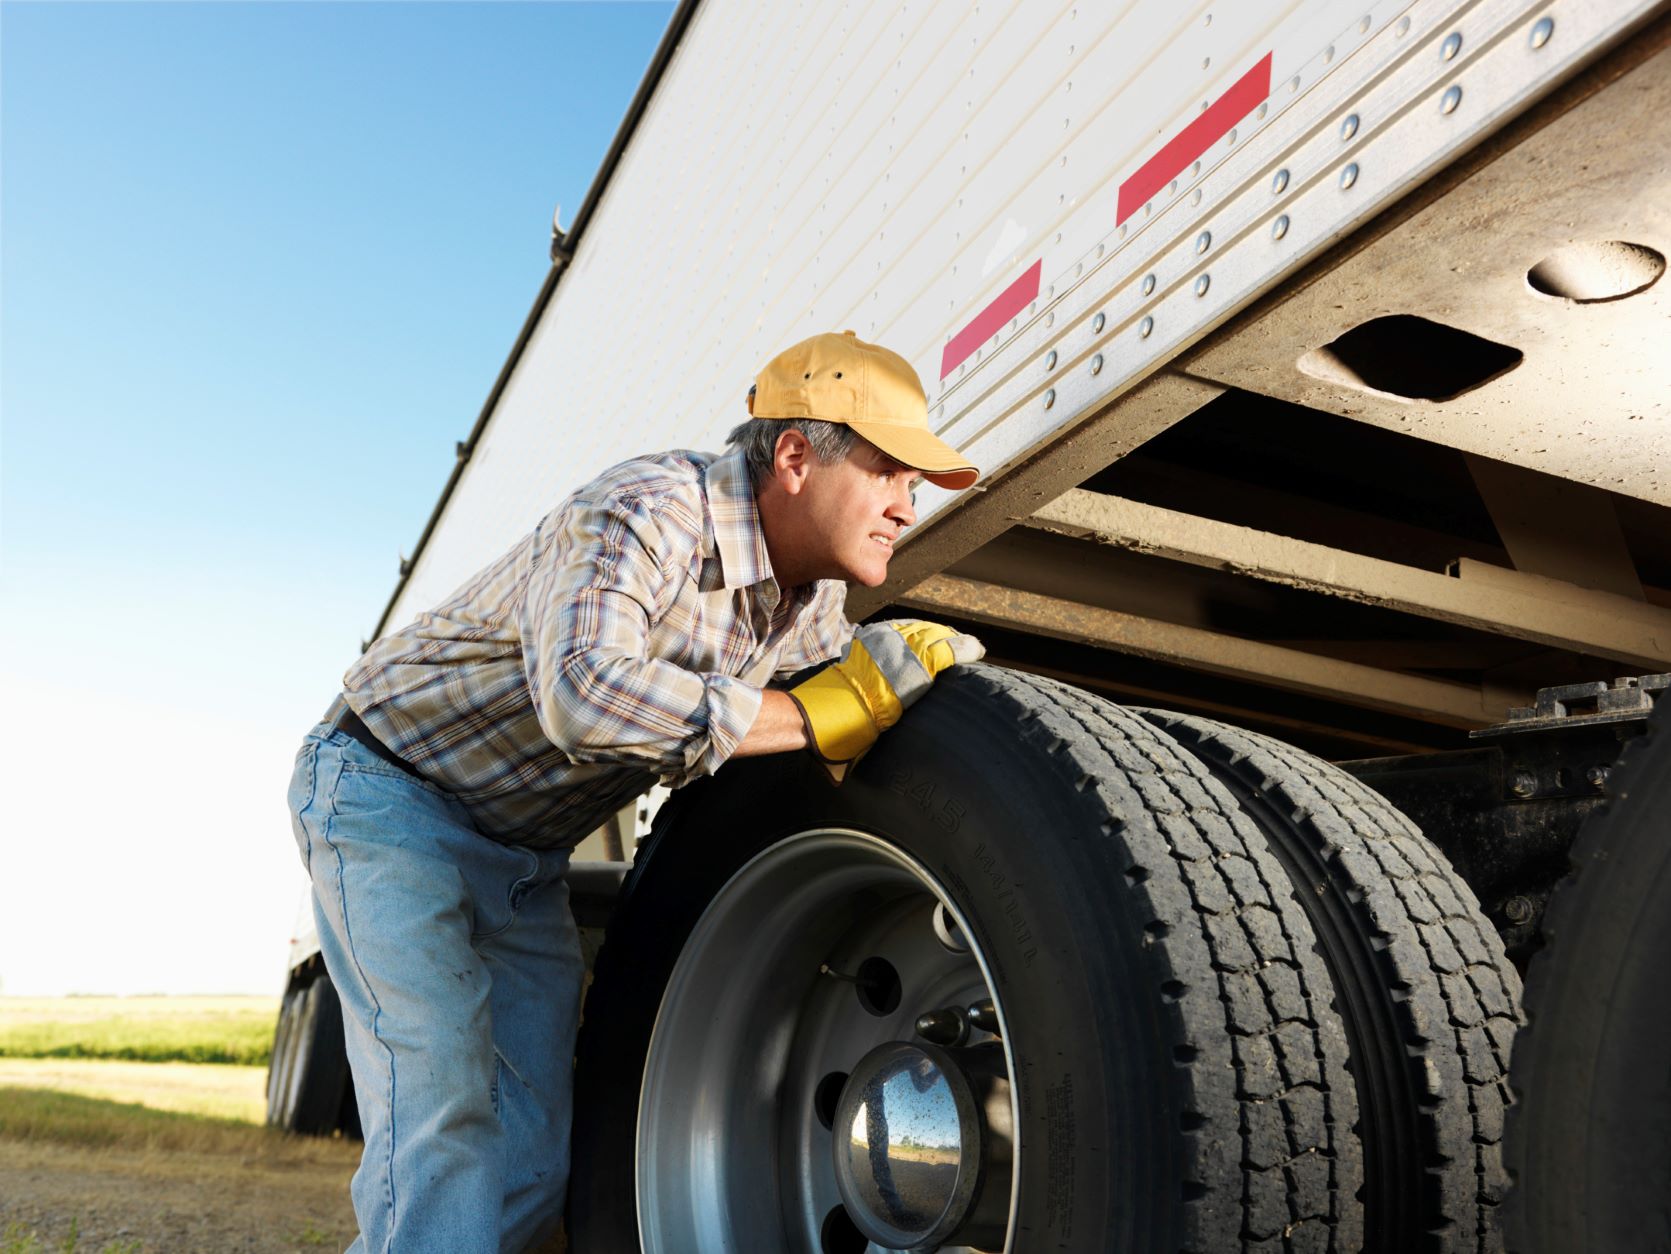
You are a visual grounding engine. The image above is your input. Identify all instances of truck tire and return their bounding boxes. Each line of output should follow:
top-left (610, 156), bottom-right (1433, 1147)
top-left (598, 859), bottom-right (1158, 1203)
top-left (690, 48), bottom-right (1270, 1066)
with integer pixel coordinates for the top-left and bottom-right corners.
top-left (1504, 698), bottom-right (1671, 1254)
top-left (265, 966), bottom-right (355, 1137)
top-left (569, 665), bottom-right (1363, 1252)
top-left (1137, 711), bottom-right (1521, 1254)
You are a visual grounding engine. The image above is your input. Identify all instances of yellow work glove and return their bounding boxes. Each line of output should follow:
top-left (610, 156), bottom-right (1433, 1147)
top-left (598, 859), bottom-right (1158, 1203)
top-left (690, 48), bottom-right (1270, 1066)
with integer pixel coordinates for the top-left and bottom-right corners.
top-left (789, 620), bottom-right (985, 783)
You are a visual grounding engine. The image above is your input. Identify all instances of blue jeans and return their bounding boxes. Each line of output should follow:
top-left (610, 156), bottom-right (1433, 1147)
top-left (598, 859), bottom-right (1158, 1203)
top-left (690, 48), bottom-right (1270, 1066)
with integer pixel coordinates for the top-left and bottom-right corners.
top-left (288, 722), bottom-right (584, 1253)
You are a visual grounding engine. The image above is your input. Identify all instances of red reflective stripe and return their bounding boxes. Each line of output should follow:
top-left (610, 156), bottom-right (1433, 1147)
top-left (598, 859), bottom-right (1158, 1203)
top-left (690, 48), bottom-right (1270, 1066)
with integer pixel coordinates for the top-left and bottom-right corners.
top-left (1116, 52), bottom-right (1273, 226)
top-left (940, 259), bottom-right (1043, 379)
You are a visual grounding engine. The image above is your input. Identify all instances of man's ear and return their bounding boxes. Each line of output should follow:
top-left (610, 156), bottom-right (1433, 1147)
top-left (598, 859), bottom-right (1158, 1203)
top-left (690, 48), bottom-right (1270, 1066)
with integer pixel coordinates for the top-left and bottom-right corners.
top-left (772, 428), bottom-right (814, 496)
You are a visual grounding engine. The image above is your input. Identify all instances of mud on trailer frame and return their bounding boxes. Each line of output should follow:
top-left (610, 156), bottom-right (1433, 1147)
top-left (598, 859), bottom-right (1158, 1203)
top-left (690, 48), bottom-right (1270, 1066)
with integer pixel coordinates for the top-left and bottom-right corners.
top-left (271, 2), bottom-right (1671, 1250)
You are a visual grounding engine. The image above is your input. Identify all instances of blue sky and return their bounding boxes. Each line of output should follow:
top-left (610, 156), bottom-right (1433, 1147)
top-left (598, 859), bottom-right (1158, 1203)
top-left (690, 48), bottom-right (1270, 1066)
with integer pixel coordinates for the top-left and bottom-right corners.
top-left (0, 1), bottom-right (674, 994)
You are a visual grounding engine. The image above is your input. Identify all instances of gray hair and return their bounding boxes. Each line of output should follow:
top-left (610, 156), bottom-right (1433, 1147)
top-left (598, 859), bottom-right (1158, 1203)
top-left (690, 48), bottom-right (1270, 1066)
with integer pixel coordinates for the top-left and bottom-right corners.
top-left (726, 417), bottom-right (859, 488)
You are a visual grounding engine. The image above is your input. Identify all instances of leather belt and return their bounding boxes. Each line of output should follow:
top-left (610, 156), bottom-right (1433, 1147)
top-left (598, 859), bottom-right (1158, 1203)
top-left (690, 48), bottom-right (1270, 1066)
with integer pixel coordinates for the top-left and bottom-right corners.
top-left (328, 700), bottom-right (420, 778)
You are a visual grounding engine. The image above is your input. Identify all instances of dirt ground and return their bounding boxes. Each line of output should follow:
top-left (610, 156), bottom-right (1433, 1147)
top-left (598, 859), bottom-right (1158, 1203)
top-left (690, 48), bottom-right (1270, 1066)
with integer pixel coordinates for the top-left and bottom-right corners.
top-left (0, 1138), bottom-right (574, 1254)
top-left (0, 1136), bottom-right (361, 1253)
top-left (0, 1055), bottom-right (568, 1252)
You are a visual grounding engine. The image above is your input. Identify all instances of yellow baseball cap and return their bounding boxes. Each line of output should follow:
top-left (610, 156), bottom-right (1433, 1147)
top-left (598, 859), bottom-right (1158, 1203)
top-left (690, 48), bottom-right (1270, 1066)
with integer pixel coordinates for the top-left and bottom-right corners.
top-left (749, 331), bottom-right (979, 490)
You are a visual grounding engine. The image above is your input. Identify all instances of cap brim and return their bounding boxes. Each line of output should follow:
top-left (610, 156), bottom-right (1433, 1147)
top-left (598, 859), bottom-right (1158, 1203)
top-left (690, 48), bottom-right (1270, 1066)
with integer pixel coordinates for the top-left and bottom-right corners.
top-left (847, 421), bottom-right (980, 491)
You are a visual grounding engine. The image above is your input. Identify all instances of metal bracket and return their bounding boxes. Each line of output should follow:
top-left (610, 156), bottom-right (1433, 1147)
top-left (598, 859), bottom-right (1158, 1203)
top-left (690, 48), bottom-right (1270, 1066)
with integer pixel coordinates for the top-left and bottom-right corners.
top-left (1472, 674), bottom-right (1669, 738)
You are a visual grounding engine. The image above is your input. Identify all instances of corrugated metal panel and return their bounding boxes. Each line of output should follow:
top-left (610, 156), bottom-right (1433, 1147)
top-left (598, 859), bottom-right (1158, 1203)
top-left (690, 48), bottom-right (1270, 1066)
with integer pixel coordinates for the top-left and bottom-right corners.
top-left (389, 0), bottom-right (1656, 628)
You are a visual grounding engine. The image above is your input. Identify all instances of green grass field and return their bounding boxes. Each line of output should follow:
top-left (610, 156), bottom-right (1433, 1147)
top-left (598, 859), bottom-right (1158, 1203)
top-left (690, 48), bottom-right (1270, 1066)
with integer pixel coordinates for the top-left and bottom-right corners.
top-left (0, 997), bottom-right (278, 1066)
top-left (0, 1085), bottom-right (274, 1154)
top-left (0, 1058), bottom-right (268, 1123)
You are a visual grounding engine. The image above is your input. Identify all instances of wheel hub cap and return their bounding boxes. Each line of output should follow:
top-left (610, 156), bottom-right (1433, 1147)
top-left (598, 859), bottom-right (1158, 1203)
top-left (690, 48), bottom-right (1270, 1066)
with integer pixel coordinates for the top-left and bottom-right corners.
top-left (833, 1040), bottom-right (1006, 1250)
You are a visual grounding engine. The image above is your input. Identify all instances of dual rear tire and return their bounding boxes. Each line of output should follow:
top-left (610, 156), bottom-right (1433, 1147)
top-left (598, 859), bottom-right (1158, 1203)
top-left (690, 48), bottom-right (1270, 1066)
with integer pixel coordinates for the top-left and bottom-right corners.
top-left (570, 665), bottom-right (1520, 1252)
top-left (1140, 711), bottom-right (1520, 1252)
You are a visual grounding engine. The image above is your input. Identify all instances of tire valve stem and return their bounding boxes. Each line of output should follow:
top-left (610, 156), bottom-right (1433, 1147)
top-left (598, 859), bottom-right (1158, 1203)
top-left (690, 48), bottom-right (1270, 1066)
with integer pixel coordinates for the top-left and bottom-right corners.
top-left (967, 999), bottom-right (1000, 1037)
top-left (915, 1007), bottom-right (969, 1047)
top-left (819, 963), bottom-right (872, 987)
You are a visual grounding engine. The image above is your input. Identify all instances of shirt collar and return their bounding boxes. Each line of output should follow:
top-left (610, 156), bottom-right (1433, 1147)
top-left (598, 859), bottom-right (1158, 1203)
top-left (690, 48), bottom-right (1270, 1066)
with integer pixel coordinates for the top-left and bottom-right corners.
top-left (702, 446), bottom-right (776, 593)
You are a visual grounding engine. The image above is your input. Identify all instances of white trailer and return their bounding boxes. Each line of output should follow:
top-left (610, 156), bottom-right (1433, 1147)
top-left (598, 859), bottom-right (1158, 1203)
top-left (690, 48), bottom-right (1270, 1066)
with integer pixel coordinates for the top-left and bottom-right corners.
top-left (274, 3), bottom-right (1671, 1250)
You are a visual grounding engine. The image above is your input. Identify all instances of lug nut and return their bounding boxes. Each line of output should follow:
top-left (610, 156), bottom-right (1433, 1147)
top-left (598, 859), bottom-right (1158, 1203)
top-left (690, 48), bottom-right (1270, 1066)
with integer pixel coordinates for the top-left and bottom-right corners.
top-left (1585, 764), bottom-right (1610, 790)
top-left (915, 1007), bottom-right (969, 1047)
top-left (1510, 770), bottom-right (1537, 799)
top-left (1504, 895), bottom-right (1535, 925)
top-left (967, 999), bottom-right (1000, 1035)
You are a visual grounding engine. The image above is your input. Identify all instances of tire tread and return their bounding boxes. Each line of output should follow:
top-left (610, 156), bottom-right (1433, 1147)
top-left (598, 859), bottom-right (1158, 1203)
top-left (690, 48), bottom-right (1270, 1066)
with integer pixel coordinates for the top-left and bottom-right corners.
top-left (1139, 710), bottom-right (1520, 1253)
top-left (985, 670), bottom-right (1364, 1252)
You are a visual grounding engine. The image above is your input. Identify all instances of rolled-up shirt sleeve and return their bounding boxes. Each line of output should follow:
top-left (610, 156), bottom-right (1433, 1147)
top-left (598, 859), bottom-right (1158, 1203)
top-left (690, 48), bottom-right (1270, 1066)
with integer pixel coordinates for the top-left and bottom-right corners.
top-left (521, 492), bottom-right (762, 784)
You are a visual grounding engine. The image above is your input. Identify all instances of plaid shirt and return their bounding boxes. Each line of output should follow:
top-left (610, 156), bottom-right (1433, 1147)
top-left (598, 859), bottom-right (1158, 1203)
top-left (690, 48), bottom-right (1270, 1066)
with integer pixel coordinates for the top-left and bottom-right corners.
top-left (342, 446), bottom-right (852, 848)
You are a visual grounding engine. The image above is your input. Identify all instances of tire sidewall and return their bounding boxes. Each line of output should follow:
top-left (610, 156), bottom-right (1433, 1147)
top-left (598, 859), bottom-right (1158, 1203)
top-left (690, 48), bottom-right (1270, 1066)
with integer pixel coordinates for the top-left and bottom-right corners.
top-left (266, 982), bottom-right (303, 1127)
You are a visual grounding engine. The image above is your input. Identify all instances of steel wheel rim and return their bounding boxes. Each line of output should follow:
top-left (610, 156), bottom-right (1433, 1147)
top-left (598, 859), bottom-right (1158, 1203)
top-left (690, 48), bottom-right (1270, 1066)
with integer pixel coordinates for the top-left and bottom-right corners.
top-left (635, 828), bottom-right (1019, 1253)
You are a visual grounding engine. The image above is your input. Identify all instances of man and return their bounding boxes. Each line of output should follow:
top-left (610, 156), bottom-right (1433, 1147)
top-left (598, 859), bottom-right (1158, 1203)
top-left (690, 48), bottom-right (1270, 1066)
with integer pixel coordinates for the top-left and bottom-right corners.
top-left (286, 330), bottom-right (983, 1252)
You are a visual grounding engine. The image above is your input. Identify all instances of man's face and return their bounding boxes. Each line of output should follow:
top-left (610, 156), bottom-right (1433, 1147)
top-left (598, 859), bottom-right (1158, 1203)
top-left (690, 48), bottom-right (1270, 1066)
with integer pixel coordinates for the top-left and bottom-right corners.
top-left (793, 439), bottom-right (921, 587)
